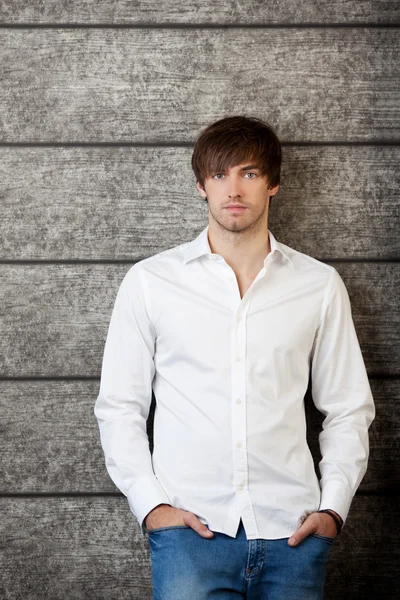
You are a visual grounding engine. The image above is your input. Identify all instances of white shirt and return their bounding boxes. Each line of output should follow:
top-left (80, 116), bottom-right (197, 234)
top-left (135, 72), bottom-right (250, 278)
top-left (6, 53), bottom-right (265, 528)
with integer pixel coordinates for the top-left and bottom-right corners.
top-left (94, 225), bottom-right (375, 540)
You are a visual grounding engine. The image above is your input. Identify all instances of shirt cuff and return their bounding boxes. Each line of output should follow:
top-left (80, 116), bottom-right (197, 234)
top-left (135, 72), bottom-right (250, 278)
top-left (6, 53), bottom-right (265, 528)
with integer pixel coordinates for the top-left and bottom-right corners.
top-left (318, 479), bottom-right (354, 527)
top-left (127, 476), bottom-right (172, 537)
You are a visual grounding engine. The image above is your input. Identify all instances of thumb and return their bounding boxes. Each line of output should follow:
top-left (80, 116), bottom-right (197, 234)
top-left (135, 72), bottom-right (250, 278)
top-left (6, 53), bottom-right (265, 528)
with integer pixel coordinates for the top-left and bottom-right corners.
top-left (184, 512), bottom-right (214, 538)
top-left (288, 521), bottom-right (311, 547)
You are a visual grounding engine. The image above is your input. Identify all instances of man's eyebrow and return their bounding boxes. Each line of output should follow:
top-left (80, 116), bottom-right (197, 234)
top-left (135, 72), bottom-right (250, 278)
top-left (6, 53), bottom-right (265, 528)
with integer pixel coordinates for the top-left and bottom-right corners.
top-left (239, 164), bottom-right (261, 171)
top-left (210, 164), bottom-right (261, 175)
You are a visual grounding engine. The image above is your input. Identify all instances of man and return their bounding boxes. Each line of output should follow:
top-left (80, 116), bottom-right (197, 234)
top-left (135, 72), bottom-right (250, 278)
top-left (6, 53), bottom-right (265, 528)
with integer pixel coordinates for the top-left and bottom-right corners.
top-left (94, 115), bottom-right (375, 599)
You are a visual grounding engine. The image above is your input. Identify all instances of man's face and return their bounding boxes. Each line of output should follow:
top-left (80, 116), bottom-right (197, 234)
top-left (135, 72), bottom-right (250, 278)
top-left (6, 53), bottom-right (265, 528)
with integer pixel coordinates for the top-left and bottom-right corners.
top-left (196, 160), bottom-right (279, 233)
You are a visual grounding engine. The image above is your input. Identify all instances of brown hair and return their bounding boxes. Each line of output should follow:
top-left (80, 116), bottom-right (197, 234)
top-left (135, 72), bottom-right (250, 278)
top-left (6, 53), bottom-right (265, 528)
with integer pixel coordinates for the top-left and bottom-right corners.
top-left (191, 115), bottom-right (282, 201)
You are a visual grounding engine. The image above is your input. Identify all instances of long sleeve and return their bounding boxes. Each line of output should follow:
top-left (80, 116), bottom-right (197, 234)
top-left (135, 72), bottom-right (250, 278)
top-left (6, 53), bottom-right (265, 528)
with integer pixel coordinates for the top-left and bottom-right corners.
top-left (310, 267), bottom-right (375, 527)
top-left (94, 264), bottom-right (171, 536)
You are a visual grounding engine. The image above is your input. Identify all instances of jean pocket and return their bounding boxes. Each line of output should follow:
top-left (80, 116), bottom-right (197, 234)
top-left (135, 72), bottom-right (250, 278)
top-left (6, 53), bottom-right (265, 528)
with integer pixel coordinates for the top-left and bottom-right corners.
top-left (147, 525), bottom-right (191, 534)
top-left (310, 533), bottom-right (335, 544)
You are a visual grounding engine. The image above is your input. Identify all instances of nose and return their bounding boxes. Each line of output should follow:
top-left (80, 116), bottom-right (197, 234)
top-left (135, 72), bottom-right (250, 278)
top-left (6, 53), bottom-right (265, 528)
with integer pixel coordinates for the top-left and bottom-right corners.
top-left (227, 174), bottom-right (242, 198)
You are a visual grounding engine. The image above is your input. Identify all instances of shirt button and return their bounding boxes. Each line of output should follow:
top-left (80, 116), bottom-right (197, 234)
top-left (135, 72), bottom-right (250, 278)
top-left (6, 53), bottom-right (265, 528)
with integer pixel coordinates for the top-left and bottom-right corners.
top-left (236, 485), bottom-right (243, 491)
top-left (236, 398), bottom-right (241, 404)
top-left (236, 356), bottom-right (241, 362)
top-left (237, 316), bottom-right (242, 321)
top-left (236, 442), bottom-right (242, 448)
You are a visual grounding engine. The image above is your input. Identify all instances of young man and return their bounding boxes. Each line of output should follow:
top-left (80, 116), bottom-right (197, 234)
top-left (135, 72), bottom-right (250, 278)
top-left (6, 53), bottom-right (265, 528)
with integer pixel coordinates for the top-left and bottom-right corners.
top-left (94, 116), bottom-right (375, 599)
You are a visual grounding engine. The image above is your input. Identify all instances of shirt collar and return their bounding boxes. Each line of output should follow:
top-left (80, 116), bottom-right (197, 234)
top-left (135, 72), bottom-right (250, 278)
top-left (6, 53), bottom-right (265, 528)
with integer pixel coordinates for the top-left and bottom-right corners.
top-left (182, 224), bottom-right (293, 266)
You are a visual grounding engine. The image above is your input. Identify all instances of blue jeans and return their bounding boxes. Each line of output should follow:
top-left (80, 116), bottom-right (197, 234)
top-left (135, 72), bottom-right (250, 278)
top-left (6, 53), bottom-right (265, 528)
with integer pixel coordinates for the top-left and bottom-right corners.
top-left (148, 518), bottom-right (334, 599)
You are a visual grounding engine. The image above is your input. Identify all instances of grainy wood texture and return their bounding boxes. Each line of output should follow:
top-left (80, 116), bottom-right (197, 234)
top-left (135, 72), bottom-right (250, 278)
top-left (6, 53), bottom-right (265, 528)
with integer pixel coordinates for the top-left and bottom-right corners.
top-left (0, 379), bottom-right (398, 493)
top-left (0, 146), bottom-right (399, 260)
top-left (0, 497), bottom-right (153, 600)
top-left (1, 28), bottom-right (399, 142)
top-left (0, 2), bottom-right (398, 599)
top-left (0, 495), bottom-right (398, 600)
top-left (0, 263), bottom-right (398, 376)
top-left (1, 0), bottom-right (400, 24)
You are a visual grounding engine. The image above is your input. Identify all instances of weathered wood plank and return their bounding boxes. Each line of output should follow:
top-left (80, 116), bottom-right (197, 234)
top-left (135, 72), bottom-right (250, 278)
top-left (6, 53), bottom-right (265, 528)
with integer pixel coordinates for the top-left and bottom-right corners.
top-left (0, 495), bottom-right (398, 599)
top-left (0, 263), bottom-right (398, 376)
top-left (0, 146), bottom-right (398, 260)
top-left (1, 29), bottom-right (399, 142)
top-left (1, 0), bottom-right (399, 24)
top-left (0, 496), bottom-right (153, 600)
top-left (0, 378), bottom-right (396, 493)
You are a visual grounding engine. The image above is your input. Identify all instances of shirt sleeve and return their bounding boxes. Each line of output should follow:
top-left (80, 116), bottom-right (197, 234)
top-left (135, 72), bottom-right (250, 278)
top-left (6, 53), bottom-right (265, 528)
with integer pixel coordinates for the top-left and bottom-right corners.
top-left (93, 264), bottom-right (172, 536)
top-left (310, 267), bottom-right (376, 527)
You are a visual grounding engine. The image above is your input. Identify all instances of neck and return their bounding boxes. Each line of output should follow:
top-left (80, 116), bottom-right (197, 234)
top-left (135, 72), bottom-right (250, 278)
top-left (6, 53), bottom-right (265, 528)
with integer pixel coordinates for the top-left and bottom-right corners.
top-left (207, 221), bottom-right (271, 275)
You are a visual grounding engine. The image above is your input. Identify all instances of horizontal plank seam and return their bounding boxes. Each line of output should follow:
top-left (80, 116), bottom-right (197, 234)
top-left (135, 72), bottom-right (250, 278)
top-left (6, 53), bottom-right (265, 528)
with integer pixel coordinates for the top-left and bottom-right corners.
top-left (0, 259), bottom-right (398, 265)
top-left (0, 373), bottom-right (397, 381)
top-left (0, 23), bottom-right (399, 29)
top-left (0, 490), bottom-right (397, 497)
top-left (1, 142), bottom-right (400, 148)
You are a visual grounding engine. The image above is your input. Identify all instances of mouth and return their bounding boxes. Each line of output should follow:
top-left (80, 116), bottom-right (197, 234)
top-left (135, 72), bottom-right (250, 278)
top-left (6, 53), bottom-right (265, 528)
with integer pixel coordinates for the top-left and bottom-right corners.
top-left (225, 205), bottom-right (247, 211)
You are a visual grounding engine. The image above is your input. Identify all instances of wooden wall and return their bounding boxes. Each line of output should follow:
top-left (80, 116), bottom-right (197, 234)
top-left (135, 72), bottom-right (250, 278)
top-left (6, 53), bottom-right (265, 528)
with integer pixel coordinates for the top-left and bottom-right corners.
top-left (0, 2), bottom-right (399, 598)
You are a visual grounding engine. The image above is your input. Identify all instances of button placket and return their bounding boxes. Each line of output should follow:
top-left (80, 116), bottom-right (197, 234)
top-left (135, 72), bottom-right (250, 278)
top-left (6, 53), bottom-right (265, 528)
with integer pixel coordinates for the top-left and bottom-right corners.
top-left (230, 280), bottom-right (262, 537)
top-left (231, 293), bottom-right (250, 496)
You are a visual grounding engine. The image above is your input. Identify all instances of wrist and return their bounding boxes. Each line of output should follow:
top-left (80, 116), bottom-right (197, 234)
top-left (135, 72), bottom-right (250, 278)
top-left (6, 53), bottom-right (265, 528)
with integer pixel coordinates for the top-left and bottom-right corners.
top-left (144, 503), bottom-right (171, 527)
top-left (317, 509), bottom-right (343, 535)
top-left (325, 509), bottom-right (343, 526)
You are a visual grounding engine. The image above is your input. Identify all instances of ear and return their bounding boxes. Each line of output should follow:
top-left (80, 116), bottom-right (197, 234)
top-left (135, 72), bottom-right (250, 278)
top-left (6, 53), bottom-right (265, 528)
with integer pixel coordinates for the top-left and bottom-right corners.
top-left (196, 180), bottom-right (207, 198)
top-left (268, 183), bottom-right (279, 198)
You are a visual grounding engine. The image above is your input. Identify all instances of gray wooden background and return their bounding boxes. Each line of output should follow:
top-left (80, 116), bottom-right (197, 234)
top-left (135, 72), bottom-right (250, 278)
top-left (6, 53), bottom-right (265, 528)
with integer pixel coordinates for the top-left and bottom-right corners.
top-left (0, 2), bottom-right (399, 599)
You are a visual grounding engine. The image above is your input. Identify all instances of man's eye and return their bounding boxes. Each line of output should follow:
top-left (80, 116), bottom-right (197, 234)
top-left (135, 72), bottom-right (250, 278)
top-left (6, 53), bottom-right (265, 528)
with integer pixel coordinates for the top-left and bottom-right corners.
top-left (212, 172), bottom-right (257, 179)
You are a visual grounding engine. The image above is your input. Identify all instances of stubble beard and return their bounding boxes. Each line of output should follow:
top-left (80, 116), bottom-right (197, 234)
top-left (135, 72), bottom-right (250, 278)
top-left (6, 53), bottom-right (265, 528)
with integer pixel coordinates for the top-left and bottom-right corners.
top-left (208, 202), bottom-right (269, 237)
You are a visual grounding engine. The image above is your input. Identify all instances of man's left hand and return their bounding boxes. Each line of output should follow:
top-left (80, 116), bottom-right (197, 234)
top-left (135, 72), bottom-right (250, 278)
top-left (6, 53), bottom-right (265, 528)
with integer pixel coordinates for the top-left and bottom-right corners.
top-left (288, 510), bottom-right (341, 546)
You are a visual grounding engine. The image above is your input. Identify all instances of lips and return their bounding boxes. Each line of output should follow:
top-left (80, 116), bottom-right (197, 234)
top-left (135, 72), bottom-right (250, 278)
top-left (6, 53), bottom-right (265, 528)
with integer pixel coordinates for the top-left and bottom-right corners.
top-left (225, 205), bottom-right (247, 209)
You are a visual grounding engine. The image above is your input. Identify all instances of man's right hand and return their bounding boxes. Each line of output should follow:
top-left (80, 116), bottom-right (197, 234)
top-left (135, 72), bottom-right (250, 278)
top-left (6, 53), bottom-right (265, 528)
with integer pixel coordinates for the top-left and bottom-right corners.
top-left (144, 504), bottom-right (214, 538)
